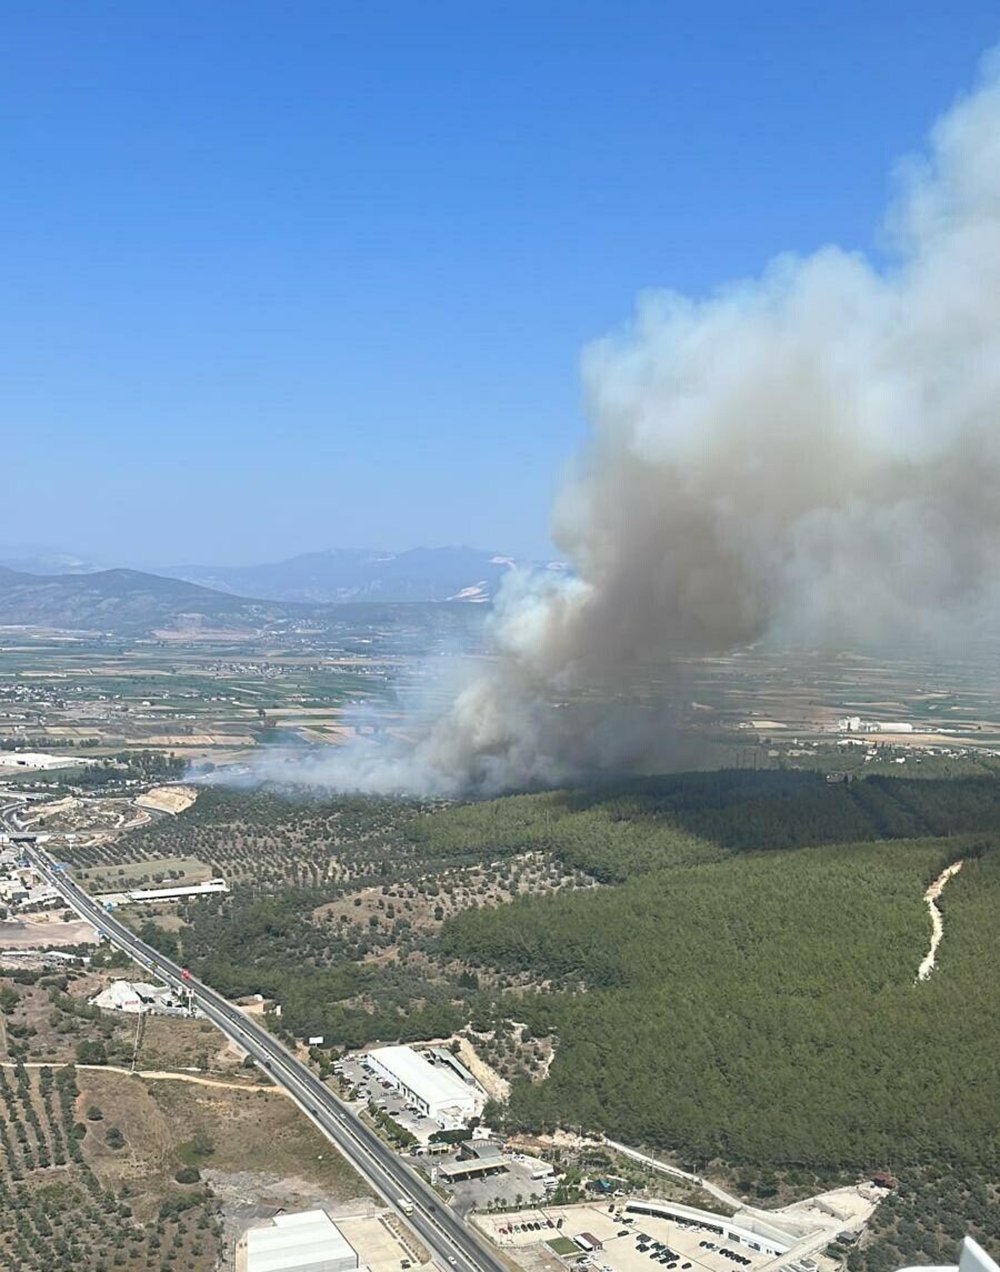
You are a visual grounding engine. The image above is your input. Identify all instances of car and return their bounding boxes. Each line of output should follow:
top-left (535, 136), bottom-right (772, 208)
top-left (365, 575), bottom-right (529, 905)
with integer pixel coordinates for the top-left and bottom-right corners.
top-left (683, 1264), bottom-right (692, 1269)
top-left (618, 1231), bottom-right (630, 1238)
top-left (638, 1247), bottom-right (649, 1254)
top-left (448, 1259), bottom-right (456, 1266)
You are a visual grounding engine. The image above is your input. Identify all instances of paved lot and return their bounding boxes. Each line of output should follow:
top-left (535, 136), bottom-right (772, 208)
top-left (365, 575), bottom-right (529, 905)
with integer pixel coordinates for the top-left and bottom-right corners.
top-left (427, 1155), bottom-right (551, 1216)
top-left (337, 1212), bottom-right (429, 1272)
top-left (338, 1055), bottom-right (441, 1145)
top-left (476, 1204), bottom-right (795, 1272)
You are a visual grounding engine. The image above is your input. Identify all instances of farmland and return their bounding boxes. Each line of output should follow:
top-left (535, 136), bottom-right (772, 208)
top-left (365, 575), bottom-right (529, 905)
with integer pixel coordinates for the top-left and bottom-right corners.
top-left (0, 1060), bottom-right (367, 1272)
top-left (71, 769), bottom-right (1000, 1272)
top-left (7, 634), bottom-right (1000, 1272)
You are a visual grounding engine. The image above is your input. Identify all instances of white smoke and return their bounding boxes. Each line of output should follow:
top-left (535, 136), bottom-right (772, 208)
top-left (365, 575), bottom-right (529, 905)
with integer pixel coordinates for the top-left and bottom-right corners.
top-left (254, 51), bottom-right (1000, 796)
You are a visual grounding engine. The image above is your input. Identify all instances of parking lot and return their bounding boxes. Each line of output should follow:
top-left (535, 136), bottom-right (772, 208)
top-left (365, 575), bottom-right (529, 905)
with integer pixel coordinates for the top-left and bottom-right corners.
top-left (427, 1152), bottom-right (552, 1216)
top-left (336, 1054), bottom-right (442, 1145)
top-left (475, 1203), bottom-right (796, 1272)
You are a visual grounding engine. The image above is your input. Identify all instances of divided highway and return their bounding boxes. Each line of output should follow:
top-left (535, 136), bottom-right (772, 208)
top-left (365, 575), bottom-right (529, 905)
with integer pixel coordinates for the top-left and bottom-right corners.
top-left (15, 832), bottom-right (508, 1272)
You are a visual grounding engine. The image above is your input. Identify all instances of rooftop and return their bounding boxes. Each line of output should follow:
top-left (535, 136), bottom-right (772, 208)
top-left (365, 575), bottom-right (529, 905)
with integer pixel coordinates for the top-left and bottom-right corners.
top-left (368, 1044), bottom-right (478, 1108)
top-left (246, 1209), bottom-right (357, 1272)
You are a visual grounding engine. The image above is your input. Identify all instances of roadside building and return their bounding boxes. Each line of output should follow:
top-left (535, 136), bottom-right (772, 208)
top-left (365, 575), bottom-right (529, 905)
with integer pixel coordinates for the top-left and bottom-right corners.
top-left (245, 1209), bottom-right (360, 1272)
top-left (439, 1142), bottom-right (508, 1182)
top-left (366, 1044), bottom-right (484, 1126)
top-left (91, 979), bottom-right (180, 1014)
top-left (0, 752), bottom-right (86, 770)
top-left (124, 878), bottom-right (229, 903)
top-left (0, 878), bottom-right (29, 905)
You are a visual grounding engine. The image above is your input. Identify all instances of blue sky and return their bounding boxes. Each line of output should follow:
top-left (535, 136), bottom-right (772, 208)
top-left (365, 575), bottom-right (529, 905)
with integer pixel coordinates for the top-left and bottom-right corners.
top-left (3, 2), bottom-right (998, 566)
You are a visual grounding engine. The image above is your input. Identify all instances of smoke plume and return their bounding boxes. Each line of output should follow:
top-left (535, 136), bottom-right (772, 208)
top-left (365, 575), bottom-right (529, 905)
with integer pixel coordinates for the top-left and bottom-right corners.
top-left (261, 53), bottom-right (1000, 795)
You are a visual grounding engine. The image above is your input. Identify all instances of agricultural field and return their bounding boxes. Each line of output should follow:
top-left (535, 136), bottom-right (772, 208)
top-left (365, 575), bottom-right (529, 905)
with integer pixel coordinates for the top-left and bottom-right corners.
top-left (0, 616), bottom-right (482, 774)
top-left (0, 1060), bottom-right (218, 1272)
top-left (6, 635), bottom-right (1000, 795)
top-left (7, 636), bottom-right (1000, 1271)
top-left (71, 854), bottom-right (213, 894)
top-left (0, 1059), bottom-right (368, 1272)
top-left (62, 768), bottom-right (1000, 1272)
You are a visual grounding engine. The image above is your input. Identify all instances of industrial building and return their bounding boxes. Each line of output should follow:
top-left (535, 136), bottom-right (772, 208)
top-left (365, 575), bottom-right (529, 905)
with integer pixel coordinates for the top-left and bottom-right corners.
top-left (95, 878), bottom-right (230, 908)
top-left (0, 751), bottom-right (86, 770)
top-left (91, 979), bottom-right (184, 1014)
top-left (245, 1209), bottom-right (360, 1272)
top-left (365, 1045), bottom-right (484, 1126)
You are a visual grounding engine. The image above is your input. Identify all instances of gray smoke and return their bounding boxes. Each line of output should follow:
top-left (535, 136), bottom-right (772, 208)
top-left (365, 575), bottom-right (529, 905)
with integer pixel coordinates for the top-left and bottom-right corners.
top-left (256, 52), bottom-right (1000, 795)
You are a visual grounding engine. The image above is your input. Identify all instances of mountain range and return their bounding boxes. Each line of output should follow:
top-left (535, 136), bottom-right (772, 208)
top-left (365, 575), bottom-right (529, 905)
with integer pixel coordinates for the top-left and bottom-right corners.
top-left (0, 566), bottom-right (303, 636)
top-left (0, 546), bottom-right (565, 636)
top-left (0, 545), bottom-right (560, 605)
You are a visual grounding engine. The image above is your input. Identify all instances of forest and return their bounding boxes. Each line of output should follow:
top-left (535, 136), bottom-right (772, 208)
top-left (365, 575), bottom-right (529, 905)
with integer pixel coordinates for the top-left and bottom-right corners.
top-left (98, 769), bottom-right (1000, 1269)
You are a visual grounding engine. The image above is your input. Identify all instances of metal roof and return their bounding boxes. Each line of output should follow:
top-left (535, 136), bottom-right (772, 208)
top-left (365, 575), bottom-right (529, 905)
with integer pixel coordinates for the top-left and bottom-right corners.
top-left (246, 1209), bottom-right (358, 1272)
top-left (368, 1045), bottom-right (477, 1109)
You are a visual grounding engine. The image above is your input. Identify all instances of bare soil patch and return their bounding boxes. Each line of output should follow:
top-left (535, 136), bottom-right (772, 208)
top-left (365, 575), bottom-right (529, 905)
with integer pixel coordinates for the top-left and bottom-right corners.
top-left (136, 784), bottom-right (200, 816)
top-left (0, 910), bottom-right (98, 948)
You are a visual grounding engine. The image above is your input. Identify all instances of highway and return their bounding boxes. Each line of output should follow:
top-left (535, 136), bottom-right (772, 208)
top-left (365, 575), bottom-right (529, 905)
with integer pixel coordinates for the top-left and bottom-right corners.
top-left (8, 820), bottom-right (508, 1272)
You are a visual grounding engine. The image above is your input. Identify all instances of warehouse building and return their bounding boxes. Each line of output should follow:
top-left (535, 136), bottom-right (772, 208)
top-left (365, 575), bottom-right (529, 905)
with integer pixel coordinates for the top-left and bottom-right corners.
top-left (245, 1209), bottom-right (360, 1272)
top-left (91, 980), bottom-right (183, 1015)
top-left (365, 1045), bottom-right (484, 1126)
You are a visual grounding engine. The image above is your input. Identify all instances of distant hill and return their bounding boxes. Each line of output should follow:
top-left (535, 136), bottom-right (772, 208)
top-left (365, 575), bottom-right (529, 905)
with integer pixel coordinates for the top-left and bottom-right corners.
top-left (0, 544), bottom-right (563, 605)
top-left (0, 547), bottom-right (567, 633)
top-left (0, 546), bottom-right (105, 576)
top-left (158, 546), bottom-right (551, 604)
top-left (0, 566), bottom-right (302, 636)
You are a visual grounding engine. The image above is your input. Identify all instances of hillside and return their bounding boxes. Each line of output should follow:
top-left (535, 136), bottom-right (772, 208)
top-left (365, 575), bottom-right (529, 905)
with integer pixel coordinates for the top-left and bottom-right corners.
top-left (0, 565), bottom-right (301, 635)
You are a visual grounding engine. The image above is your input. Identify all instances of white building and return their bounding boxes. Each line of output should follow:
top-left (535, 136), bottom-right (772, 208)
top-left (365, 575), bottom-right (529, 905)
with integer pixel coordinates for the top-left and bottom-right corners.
top-left (125, 878), bottom-right (229, 902)
top-left (94, 878), bottom-right (229, 907)
top-left (91, 980), bottom-right (178, 1014)
top-left (245, 1209), bottom-right (359, 1272)
top-left (0, 752), bottom-right (86, 770)
top-left (366, 1044), bottom-right (484, 1126)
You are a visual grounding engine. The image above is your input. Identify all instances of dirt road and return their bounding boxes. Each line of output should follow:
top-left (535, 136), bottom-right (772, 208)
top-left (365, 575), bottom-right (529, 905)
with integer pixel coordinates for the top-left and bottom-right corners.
top-left (917, 859), bottom-right (964, 981)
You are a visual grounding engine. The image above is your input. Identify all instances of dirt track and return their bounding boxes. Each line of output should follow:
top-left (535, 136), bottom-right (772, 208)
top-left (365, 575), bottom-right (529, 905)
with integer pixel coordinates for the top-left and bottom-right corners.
top-left (0, 1058), bottom-right (284, 1094)
top-left (917, 859), bottom-right (964, 981)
